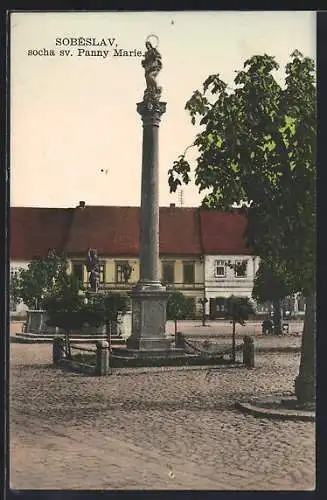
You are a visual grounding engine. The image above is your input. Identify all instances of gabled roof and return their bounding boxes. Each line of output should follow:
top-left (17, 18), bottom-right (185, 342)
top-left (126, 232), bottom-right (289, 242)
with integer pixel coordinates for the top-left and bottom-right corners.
top-left (10, 207), bottom-right (74, 260)
top-left (200, 209), bottom-right (252, 255)
top-left (10, 205), bottom-right (254, 260)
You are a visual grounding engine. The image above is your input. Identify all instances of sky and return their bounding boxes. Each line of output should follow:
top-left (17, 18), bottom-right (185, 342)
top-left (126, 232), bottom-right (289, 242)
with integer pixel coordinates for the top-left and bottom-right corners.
top-left (10, 11), bottom-right (316, 208)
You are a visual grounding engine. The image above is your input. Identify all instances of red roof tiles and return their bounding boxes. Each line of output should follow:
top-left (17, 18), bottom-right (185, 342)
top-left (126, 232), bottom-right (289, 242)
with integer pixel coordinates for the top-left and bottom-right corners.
top-left (64, 206), bottom-right (202, 256)
top-left (159, 207), bottom-right (202, 256)
top-left (200, 210), bottom-right (252, 255)
top-left (64, 206), bottom-right (140, 256)
top-left (10, 207), bottom-right (74, 261)
top-left (10, 206), bottom-right (253, 259)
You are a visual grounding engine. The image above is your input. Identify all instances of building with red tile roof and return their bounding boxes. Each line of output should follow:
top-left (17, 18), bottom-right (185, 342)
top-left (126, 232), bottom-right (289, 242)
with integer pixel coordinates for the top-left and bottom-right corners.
top-left (10, 203), bottom-right (259, 318)
top-left (11, 205), bottom-right (252, 259)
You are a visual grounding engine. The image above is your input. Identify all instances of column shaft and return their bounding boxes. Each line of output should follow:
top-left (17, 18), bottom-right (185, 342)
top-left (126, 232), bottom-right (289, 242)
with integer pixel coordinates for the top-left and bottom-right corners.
top-left (139, 122), bottom-right (159, 282)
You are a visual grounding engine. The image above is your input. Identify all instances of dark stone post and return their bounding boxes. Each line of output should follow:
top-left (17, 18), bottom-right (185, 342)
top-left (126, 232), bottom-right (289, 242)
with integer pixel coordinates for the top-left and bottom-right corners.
top-left (175, 331), bottom-right (185, 349)
top-left (126, 38), bottom-right (171, 353)
top-left (243, 336), bottom-right (255, 368)
top-left (53, 336), bottom-right (64, 365)
top-left (95, 340), bottom-right (110, 376)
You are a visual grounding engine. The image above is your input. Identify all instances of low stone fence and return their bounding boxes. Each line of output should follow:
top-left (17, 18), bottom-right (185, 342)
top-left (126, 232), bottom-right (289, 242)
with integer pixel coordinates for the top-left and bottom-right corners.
top-left (175, 332), bottom-right (255, 368)
top-left (52, 334), bottom-right (255, 373)
top-left (52, 337), bottom-right (111, 376)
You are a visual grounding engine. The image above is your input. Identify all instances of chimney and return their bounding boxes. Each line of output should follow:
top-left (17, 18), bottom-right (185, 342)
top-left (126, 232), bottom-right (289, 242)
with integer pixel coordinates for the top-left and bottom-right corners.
top-left (78, 201), bottom-right (86, 208)
top-left (170, 203), bottom-right (175, 208)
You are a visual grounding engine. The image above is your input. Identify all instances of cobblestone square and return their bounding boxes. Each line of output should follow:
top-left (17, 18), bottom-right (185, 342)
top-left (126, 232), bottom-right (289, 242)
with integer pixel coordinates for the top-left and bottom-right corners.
top-left (10, 333), bottom-right (315, 491)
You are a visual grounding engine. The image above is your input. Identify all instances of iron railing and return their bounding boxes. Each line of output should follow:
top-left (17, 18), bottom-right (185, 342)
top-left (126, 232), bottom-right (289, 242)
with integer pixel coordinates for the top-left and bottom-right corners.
top-left (178, 333), bottom-right (244, 358)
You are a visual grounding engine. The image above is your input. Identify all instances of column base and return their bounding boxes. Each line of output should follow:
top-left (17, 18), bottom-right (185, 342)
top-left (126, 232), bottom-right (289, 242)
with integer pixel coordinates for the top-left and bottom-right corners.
top-left (126, 280), bottom-right (171, 353)
top-left (126, 336), bottom-right (173, 352)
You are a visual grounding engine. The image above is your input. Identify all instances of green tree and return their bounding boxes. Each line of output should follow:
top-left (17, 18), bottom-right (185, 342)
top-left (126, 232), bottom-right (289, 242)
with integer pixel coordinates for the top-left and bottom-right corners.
top-left (43, 273), bottom-right (85, 358)
top-left (225, 296), bottom-right (255, 362)
top-left (9, 271), bottom-right (22, 311)
top-left (252, 259), bottom-right (293, 335)
top-left (168, 51), bottom-right (316, 403)
top-left (167, 291), bottom-right (193, 335)
top-left (11, 252), bottom-right (69, 310)
top-left (83, 292), bottom-right (129, 340)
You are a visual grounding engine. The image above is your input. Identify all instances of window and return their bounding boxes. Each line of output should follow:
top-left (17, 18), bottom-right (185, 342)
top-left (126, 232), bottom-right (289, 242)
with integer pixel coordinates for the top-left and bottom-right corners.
top-left (81, 261), bottom-right (105, 284)
top-left (282, 296), bottom-right (292, 311)
top-left (183, 262), bottom-right (195, 284)
top-left (256, 302), bottom-right (272, 314)
top-left (115, 261), bottom-right (128, 283)
top-left (99, 264), bottom-right (105, 284)
top-left (215, 260), bottom-right (226, 278)
top-left (72, 263), bottom-right (84, 284)
top-left (234, 260), bottom-right (247, 278)
top-left (216, 300), bottom-right (226, 313)
top-left (10, 269), bottom-right (18, 281)
top-left (298, 294), bottom-right (306, 312)
top-left (162, 261), bottom-right (175, 284)
top-left (214, 297), bottom-right (227, 317)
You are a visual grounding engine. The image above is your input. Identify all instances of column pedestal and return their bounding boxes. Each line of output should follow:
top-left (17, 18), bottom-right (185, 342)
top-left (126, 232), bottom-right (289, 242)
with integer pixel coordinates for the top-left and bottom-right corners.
top-left (126, 282), bottom-right (171, 352)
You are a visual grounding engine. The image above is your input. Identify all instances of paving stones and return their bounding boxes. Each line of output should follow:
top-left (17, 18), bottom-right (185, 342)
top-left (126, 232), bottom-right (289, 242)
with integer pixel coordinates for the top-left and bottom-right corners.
top-left (10, 343), bottom-right (315, 490)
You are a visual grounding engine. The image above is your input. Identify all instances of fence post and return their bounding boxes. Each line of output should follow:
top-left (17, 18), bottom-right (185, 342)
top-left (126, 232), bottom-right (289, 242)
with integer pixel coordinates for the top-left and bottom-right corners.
top-left (53, 336), bottom-right (64, 365)
top-left (175, 331), bottom-right (185, 349)
top-left (96, 340), bottom-right (110, 376)
top-left (243, 336), bottom-right (255, 368)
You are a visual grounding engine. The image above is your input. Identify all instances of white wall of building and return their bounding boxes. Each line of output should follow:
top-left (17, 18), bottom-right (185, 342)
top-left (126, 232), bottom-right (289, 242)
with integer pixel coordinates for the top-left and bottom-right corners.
top-left (10, 261), bottom-right (30, 316)
top-left (204, 254), bottom-right (260, 314)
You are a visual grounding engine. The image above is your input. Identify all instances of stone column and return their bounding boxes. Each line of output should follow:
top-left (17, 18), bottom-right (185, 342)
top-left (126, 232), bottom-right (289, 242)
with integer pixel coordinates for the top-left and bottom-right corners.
top-left (126, 38), bottom-right (171, 353)
top-left (137, 100), bottom-right (166, 286)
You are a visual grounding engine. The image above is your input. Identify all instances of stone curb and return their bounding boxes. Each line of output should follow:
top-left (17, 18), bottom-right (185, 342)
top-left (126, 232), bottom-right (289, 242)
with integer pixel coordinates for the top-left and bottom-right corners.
top-left (10, 337), bottom-right (54, 343)
top-left (10, 336), bottom-right (124, 345)
top-left (235, 401), bottom-right (315, 422)
top-left (256, 346), bottom-right (300, 353)
top-left (112, 363), bottom-right (244, 375)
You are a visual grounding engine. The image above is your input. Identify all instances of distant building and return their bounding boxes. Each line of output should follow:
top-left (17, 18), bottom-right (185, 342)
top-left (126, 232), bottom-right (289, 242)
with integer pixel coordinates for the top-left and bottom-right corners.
top-left (199, 210), bottom-right (260, 318)
top-left (10, 206), bottom-right (74, 317)
top-left (9, 203), bottom-right (304, 319)
top-left (64, 204), bottom-right (204, 317)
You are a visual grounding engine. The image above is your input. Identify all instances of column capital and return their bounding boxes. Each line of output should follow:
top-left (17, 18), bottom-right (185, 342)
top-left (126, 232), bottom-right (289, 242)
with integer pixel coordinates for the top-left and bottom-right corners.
top-left (137, 99), bottom-right (167, 126)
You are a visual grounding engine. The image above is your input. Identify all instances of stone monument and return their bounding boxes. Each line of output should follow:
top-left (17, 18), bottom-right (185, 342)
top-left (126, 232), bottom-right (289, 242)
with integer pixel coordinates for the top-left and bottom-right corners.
top-left (86, 248), bottom-right (100, 293)
top-left (126, 37), bottom-right (171, 352)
